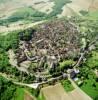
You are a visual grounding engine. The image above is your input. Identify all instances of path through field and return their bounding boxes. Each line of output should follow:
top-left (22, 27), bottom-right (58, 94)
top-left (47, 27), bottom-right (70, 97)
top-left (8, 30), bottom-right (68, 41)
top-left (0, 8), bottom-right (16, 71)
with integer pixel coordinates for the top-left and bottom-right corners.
top-left (0, 20), bottom-right (45, 34)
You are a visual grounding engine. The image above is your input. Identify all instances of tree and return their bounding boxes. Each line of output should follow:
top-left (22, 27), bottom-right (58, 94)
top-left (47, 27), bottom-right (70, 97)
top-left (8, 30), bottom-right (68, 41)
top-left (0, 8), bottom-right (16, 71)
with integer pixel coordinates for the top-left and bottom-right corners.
top-left (0, 31), bottom-right (19, 51)
top-left (19, 28), bottom-right (35, 41)
top-left (0, 76), bottom-right (16, 100)
top-left (86, 51), bottom-right (98, 69)
top-left (79, 67), bottom-right (90, 79)
top-left (60, 60), bottom-right (75, 70)
top-left (94, 96), bottom-right (98, 100)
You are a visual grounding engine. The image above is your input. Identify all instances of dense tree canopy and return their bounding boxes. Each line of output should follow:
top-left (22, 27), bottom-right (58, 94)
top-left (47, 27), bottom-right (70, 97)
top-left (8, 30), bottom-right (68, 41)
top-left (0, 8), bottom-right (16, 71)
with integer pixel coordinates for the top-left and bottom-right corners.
top-left (0, 31), bottom-right (19, 51)
top-left (0, 76), bottom-right (16, 100)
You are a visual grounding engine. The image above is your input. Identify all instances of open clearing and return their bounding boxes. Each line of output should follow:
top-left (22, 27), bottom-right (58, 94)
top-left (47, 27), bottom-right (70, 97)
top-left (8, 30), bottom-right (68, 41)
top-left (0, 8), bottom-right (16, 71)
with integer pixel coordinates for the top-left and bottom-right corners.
top-left (41, 83), bottom-right (92, 100)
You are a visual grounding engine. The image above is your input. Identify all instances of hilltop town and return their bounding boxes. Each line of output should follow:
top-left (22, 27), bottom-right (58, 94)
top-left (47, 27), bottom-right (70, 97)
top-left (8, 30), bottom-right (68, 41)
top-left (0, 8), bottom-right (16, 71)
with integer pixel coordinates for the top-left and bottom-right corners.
top-left (0, 0), bottom-right (98, 100)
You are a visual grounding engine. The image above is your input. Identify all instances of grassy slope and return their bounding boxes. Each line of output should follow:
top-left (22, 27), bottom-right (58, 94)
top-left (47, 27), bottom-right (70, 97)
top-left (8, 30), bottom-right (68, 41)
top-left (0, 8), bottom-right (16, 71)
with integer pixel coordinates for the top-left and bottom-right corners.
top-left (0, 0), bottom-right (9, 3)
top-left (0, 7), bottom-right (46, 25)
top-left (80, 73), bottom-right (98, 99)
top-left (87, 10), bottom-right (98, 20)
top-left (61, 80), bottom-right (74, 92)
top-left (81, 10), bottom-right (98, 20)
top-left (81, 80), bottom-right (98, 99)
top-left (0, 0), bottom-right (72, 25)
top-left (14, 88), bottom-right (25, 100)
top-left (37, 92), bottom-right (46, 100)
top-left (79, 51), bottom-right (98, 99)
top-left (47, 0), bottom-right (71, 18)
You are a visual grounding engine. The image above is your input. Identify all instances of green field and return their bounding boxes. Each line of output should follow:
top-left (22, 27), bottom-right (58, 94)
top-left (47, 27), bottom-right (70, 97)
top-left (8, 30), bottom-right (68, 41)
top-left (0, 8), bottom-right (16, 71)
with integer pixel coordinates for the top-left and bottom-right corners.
top-left (61, 80), bottom-right (74, 92)
top-left (81, 81), bottom-right (98, 99)
top-left (60, 60), bottom-right (75, 70)
top-left (46, 0), bottom-right (71, 18)
top-left (0, 0), bottom-right (72, 25)
top-left (86, 11), bottom-right (98, 20)
top-left (14, 88), bottom-right (25, 100)
top-left (79, 71), bottom-right (98, 99)
top-left (0, 7), bottom-right (46, 25)
top-left (37, 92), bottom-right (46, 100)
top-left (78, 51), bottom-right (98, 99)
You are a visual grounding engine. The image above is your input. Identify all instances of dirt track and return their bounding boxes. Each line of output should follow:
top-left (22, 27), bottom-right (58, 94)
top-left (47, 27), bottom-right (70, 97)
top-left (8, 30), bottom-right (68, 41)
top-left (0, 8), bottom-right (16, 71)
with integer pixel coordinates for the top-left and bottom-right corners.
top-left (24, 91), bottom-right (36, 100)
top-left (0, 20), bottom-right (45, 34)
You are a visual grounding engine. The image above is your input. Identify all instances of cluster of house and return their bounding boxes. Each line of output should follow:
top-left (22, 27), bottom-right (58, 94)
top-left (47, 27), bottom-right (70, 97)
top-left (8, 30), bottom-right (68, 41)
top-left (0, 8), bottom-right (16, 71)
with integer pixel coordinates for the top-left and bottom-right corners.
top-left (10, 19), bottom-right (84, 87)
top-left (34, 68), bottom-right (80, 84)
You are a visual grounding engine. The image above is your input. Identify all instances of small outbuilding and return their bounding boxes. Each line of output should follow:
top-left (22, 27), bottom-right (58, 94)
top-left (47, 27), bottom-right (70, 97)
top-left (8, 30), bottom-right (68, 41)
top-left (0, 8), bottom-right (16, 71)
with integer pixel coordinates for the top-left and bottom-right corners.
top-left (70, 71), bottom-right (76, 79)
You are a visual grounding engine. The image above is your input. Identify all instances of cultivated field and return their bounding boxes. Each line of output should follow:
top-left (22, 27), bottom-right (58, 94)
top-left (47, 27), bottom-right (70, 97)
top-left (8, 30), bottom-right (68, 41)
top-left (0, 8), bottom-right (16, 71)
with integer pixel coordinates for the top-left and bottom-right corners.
top-left (41, 83), bottom-right (92, 100)
top-left (58, 0), bottom-right (98, 17)
top-left (0, 0), bottom-right (98, 31)
top-left (1, 0), bottom-right (98, 19)
top-left (0, 0), bottom-right (54, 19)
top-left (41, 83), bottom-right (70, 100)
